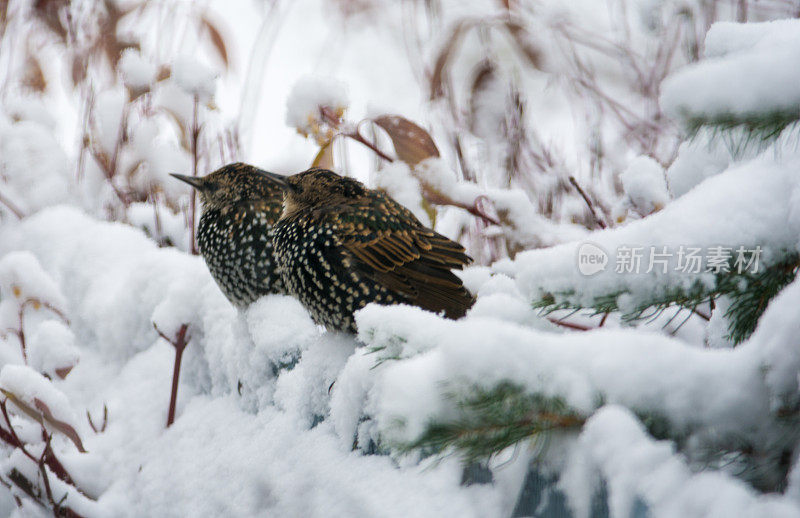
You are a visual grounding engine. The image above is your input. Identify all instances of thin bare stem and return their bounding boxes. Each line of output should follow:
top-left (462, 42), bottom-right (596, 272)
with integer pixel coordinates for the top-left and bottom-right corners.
top-left (599, 312), bottom-right (609, 327)
top-left (86, 404), bottom-right (108, 433)
top-left (568, 176), bottom-right (607, 229)
top-left (0, 190), bottom-right (24, 219)
top-left (9, 298), bottom-right (70, 363)
top-left (189, 95), bottom-right (200, 255)
top-left (344, 128), bottom-right (395, 163)
top-left (547, 316), bottom-right (593, 331)
top-left (154, 323), bottom-right (190, 427)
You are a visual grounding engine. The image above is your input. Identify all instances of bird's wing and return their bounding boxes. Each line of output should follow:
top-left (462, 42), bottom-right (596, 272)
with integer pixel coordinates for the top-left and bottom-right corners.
top-left (331, 195), bottom-right (474, 318)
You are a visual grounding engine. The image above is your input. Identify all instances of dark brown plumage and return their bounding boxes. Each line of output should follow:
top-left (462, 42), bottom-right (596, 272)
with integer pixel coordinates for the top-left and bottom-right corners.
top-left (171, 163), bottom-right (285, 307)
top-left (261, 168), bottom-right (474, 332)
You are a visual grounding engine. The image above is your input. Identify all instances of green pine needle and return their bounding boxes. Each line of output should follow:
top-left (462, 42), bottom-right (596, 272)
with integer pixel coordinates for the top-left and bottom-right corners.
top-left (535, 253), bottom-right (799, 345)
top-left (401, 382), bottom-right (585, 462)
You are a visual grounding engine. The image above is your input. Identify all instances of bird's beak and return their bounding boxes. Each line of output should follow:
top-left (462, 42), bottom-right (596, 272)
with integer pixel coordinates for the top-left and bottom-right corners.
top-left (170, 173), bottom-right (206, 190)
top-left (256, 170), bottom-right (294, 191)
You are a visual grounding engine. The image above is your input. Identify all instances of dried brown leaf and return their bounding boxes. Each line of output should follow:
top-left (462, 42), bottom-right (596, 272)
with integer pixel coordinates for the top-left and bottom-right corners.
top-left (201, 16), bottom-right (229, 70)
top-left (8, 468), bottom-right (40, 501)
top-left (373, 115), bottom-right (439, 166)
top-left (123, 159), bottom-right (144, 181)
top-left (468, 60), bottom-right (496, 133)
top-left (127, 84), bottom-right (150, 103)
top-left (312, 139), bottom-right (336, 169)
top-left (156, 65), bottom-right (171, 82)
top-left (429, 20), bottom-right (473, 100)
top-left (0, 390), bottom-right (86, 453)
top-left (97, 0), bottom-right (139, 71)
top-left (22, 54), bottom-right (47, 93)
top-left (32, 0), bottom-right (67, 42)
top-left (105, 39), bottom-right (140, 71)
top-left (33, 397), bottom-right (86, 452)
top-left (504, 20), bottom-right (543, 70)
top-left (0, 0), bottom-right (9, 26)
top-left (160, 108), bottom-right (191, 151)
top-left (54, 366), bottom-right (73, 380)
top-left (71, 54), bottom-right (88, 86)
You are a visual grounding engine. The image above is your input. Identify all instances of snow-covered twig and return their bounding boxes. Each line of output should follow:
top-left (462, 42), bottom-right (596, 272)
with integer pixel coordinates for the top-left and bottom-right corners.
top-left (568, 176), bottom-right (607, 229)
top-left (0, 190), bottom-right (25, 219)
top-left (154, 323), bottom-right (191, 427)
top-left (86, 404), bottom-right (107, 434)
top-left (0, 399), bottom-right (86, 516)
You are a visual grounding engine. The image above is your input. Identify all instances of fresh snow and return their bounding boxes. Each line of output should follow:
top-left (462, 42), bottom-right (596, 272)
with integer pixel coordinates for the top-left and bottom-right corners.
top-left (561, 406), bottom-right (800, 518)
top-left (619, 156), bottom-right (669, 217)
top-left (171, 56), bottom-right (218, 101)
top-left (118, 50), bottom-right (158, 92)
top-left (2, 1), bottom-right (800, 517)
top-left (285, 75), bottom-right (349, 139)
top-left (496, 145), bottom-right (800, 314)
top-left (661, 19), bottom-right (800, 123)
top-left (0, 208), bottom-right (503, 516)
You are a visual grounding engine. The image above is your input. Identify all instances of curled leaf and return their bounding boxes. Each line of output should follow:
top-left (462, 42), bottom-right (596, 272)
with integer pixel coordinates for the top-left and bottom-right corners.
top-left (312, 139), bottom-right (336, 169)
top-left (373, 115), bottom-right (439, 166)
top-left (54, 366), bottom-right (73, 380)
top-left (22, 54), bottom-right (47, 93)
top-left (32, 0), bottom-right (67, 42)
top-left (429, 20), bottom-right (474, 100)
top-left (504, 20), bottom-right (543, 70)
top-left (34, 397), bottom-right (85, 452)
top-left (201, 16), bottom-right (229, 69)
top-left (468, 60), bottom-right (496, 133)
top-left (156, 64), bottom-right (171, 82)
top-left (71, 53), bottom-right (88, 86)
top-left (0, 389), bottom-right (86, 453)
top-left (160, 107), bottom-right (191, 151)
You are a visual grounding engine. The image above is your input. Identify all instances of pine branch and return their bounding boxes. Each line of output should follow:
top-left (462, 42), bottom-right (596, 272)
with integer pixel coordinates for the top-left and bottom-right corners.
top-left (401, 382), bottom-right (585, 462)
top-left (534, 253), bottom-right (799, 344)
top-left (685, 110), bottom-right (800, 156)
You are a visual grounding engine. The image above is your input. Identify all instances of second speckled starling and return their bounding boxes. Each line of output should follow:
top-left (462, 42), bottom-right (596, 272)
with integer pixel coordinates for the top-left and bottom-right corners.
top-left (171, 163), bottom-right (285, 307)
top-left (260, 168), bottom-right (474, 332)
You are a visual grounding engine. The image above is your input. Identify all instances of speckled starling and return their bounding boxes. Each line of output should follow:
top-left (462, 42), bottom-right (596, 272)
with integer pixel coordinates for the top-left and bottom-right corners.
top-left (259, 168), bottom-right (474, 332)
top-left (171, 163), bottom-right (285, 307)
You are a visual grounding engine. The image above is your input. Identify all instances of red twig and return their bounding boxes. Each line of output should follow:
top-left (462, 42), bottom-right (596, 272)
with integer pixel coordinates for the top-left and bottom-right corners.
top-left (154, 323), bottom-right (190, 427)
top-left (568, 176), bottom-right (607, 229)
top-left (5, 298), bottom-right (69, 363)
top-left (344, 127), bottom-right (396, 163)
top-left (421, 187), bottom-right (501, 226)
top-left (599, 312), bottom-right (609, 327)
top-left (0, 400), bottom-right (32, 458)
top-left (86, 102), bottom-right (131, 208)
top-left (0, 400), bottom-right (79, 487)
top-left (33, 433), bottom-right (86, 518)
top-left (318, 108), bottom-right (395, 164)
top-left (547, 316), bottom-right (592, 331)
